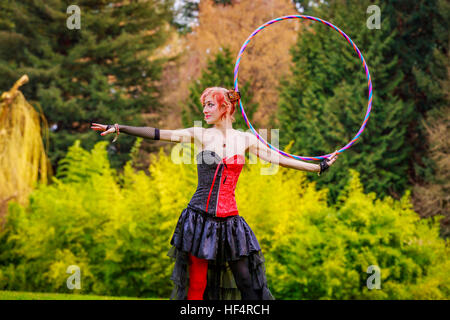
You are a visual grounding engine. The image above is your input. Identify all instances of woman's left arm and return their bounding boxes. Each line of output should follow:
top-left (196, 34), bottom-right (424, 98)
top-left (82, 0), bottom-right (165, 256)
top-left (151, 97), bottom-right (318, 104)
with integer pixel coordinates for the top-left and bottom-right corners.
top-left (247, 132), bottom-right (339, 173)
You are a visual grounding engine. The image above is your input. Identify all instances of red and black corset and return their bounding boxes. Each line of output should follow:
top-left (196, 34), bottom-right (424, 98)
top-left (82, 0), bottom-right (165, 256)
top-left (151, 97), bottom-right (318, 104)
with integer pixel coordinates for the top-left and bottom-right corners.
top-left (187, 150), bottom-right (245, 217)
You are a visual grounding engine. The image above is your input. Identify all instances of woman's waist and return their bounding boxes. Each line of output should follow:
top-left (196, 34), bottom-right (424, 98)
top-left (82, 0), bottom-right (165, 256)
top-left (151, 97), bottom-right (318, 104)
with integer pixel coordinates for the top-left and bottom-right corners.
top-left (187, 203), bottom-right (239, 219)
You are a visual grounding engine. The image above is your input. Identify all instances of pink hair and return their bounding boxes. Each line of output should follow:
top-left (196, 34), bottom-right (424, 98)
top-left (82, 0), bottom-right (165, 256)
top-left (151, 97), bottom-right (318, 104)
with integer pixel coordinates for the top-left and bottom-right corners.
top-left (200, 87), bottom-right (237, 123)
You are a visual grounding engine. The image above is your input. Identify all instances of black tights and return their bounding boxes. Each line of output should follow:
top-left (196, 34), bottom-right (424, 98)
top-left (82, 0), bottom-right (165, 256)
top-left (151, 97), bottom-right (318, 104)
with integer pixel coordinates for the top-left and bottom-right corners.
top-left (187, 254), bottom-right (261, 300)
top-left (229, 256), bottom-right (261, 300)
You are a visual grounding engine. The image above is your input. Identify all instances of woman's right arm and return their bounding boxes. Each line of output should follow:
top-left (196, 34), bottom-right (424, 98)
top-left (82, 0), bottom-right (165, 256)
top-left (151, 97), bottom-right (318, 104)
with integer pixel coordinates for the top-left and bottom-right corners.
top-left (159, 127), bottom-right (204, 144)
top-left (91, 123), bottom-right (204, 144)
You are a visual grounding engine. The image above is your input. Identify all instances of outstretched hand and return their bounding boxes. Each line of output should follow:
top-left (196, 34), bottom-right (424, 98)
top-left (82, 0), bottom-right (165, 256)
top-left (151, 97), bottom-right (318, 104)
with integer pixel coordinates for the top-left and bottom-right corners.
top-left (91, 123), bottom-right (115, 136)
top-left (325, 150), bottom-right (339, 166)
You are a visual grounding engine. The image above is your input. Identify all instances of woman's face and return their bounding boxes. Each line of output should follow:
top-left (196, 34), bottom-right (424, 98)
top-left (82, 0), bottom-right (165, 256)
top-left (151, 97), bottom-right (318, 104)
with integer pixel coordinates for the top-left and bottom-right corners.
top-left (203, 95), bottom-right (224, 124)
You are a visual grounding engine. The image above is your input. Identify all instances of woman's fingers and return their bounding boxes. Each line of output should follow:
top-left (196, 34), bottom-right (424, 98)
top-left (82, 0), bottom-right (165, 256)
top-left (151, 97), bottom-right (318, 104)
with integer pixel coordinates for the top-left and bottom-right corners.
top-left (90, 123), bottom-right (111, 136)
top-left (100, 128), bottom-right (114, 136)
top-left (90, 123), bottom-right (106, 131)
top-left (327, 150), bottom-right (339, 165)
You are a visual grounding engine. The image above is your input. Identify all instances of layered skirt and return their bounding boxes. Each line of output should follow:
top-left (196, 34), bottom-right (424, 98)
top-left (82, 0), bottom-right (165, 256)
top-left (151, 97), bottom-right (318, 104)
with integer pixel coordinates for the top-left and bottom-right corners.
top-left (167, 204), bottom-right (274, 300)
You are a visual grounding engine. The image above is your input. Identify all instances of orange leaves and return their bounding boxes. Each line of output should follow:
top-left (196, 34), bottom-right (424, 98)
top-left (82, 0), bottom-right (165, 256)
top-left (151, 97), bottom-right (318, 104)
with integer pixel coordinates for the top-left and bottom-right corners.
top-left (160, 0), bottom-right (308, 128)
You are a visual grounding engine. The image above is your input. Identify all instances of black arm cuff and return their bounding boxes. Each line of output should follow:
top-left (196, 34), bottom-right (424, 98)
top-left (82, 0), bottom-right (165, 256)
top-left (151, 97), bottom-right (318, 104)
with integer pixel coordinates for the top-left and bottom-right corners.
top-left (319, 159), bottom-right (330, 174)
top-left (117, 125), bottom-right (160, 140)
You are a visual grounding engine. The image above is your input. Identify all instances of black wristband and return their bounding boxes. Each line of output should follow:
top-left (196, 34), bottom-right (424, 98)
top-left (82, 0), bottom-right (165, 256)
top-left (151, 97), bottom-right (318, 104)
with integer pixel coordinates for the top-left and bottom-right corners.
top-left (319, 159), bottom-right (330, 175)
top-left (155, 128), bottom-right (160, 140)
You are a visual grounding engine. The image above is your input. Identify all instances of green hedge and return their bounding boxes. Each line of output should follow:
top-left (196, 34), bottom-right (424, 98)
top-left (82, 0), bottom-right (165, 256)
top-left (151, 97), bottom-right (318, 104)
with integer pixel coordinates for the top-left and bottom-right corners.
top-left (0, 140), bottom-right (448, 299)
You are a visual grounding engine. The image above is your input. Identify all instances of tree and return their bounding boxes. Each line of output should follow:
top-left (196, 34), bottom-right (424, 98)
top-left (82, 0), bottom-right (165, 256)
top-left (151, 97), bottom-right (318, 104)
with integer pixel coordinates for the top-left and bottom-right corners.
top-left (172, 0), bottom-right (235, 34)
top-left (160, 0), bottom-right (301, 130)
top-left (381, 0), bottom-right (449, 236)
top-left (409, 0), bottom-right (449, 236)
top-left (182, 46), bottom-right (258, 131)
top-left (278, 0), bottom-right (412, 203)
top-left (0, 75), bottom-right (52, 222)
top-left (0, 0), bottom-right (175, 170)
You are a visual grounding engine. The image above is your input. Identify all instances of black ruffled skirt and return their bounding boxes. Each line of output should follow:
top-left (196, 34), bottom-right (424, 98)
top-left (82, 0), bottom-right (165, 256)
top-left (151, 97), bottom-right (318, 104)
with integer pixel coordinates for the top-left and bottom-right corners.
top-left (167, 204), bottom-right (275, 300)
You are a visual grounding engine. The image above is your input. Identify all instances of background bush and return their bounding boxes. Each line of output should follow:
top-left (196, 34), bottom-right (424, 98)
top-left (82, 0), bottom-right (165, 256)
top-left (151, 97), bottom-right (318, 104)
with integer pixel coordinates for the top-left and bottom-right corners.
top-left (0, 141), bottom-right (448, 299)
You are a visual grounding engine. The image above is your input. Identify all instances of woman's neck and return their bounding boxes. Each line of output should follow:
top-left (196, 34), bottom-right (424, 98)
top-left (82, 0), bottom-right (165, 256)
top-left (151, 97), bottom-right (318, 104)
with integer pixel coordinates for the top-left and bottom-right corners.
top-left (213, 119), bottom-right (233, 135)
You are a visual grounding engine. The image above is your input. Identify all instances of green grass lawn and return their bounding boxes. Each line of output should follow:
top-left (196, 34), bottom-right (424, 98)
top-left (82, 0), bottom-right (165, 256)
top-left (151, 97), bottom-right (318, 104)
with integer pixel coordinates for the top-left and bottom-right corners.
top-left (0, 290), bottom-right (165, 300)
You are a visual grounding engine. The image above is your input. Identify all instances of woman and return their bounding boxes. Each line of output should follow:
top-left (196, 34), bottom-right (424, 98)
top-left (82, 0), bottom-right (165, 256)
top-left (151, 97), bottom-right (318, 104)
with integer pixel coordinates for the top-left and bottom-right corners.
top-left (91, 87), bottom-right (338, 300)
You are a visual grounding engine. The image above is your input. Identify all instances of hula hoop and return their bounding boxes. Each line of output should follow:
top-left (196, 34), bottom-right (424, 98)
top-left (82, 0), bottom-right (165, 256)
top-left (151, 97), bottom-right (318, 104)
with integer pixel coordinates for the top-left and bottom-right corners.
top-left (233, 15), bottom-right (372, 161)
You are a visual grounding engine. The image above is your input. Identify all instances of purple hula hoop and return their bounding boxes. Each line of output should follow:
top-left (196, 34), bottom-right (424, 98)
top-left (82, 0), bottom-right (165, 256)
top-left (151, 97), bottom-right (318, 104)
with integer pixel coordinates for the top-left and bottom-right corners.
top-left (233, 15), bottom-right (372, 161)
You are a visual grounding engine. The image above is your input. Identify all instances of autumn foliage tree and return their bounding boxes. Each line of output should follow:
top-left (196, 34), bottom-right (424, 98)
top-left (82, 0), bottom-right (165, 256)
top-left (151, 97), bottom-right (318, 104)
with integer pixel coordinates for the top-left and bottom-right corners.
top-left (0, 75), bottom-right (52, 223)
top-left (182, 46), bottom-right (259, 131)
top-left (160, 0), bottom-right (303, 129)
